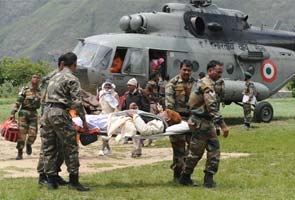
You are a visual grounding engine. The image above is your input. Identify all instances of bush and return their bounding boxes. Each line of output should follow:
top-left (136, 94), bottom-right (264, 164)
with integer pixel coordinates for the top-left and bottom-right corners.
top-left (0, 57), bottom-right (52, 86)
top-left (287, 79), bottom-right (295, 97)
top-left (0, 81), bottom-right (18, 98)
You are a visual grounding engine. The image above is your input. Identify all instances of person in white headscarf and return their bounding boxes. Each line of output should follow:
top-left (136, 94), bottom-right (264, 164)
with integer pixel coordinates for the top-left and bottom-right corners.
top-left (98, 80), bottom-right (120, 114)
top-left (97, 80), bottom-right (120, 155)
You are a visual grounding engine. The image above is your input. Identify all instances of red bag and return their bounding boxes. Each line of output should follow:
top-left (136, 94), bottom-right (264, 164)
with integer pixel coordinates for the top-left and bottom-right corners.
top-left (0, 118), bottom-right (19, 142)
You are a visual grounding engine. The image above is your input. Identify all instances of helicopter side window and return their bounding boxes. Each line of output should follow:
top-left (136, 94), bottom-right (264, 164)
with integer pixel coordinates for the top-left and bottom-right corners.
top-left (109, 48), bottom-right (127, 73)
top-left (122, 48), bottom-right (146, 75)
top-left (149, 49), bottom-right (167, 80)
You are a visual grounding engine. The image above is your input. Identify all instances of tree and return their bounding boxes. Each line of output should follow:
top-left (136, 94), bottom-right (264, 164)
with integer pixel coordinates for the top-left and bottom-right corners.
top-left (0, 57), bottom-right (52, 86)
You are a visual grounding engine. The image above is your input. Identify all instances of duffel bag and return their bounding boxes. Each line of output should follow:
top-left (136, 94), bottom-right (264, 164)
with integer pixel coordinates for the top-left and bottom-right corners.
top-left (0, 118), bottom-right (19, 142)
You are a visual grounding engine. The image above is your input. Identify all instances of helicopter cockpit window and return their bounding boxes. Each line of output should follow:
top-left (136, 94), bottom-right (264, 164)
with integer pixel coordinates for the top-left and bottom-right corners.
top-left (122, 48), bottom-right (146, 74)
top-left (92, 46), bottom-right (112, 70)
top-left (75, 43), bottom-right (99, 67)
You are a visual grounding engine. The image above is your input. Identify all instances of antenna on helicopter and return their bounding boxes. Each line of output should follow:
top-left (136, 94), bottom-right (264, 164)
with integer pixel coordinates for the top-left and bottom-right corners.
top-left (190, 0), bottom-right (212, 7)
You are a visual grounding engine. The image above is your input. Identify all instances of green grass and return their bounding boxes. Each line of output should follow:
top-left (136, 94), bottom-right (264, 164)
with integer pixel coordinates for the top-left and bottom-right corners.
top-left (0, 98), bottom-right (295, 199)
top-left (0, 98), bottom-right (15, 123)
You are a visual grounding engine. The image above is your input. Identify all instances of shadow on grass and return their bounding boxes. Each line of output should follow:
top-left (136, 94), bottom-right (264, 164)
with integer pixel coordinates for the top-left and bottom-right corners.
top-left (89, 180), bottom-right (180, 189)
top-left (224, 117), bottom-right (244, 125)
top-left (272, 116), bottom-right (295, 121)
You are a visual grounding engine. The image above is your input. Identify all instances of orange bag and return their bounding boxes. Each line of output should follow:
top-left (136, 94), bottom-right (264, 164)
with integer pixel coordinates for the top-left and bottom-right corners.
top-left (0, 118), bottom-right (19, 142)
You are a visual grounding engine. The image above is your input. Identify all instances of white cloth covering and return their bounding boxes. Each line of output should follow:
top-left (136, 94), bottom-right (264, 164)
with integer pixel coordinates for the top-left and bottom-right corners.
top-left (72, 114), bottom-right (109, 131)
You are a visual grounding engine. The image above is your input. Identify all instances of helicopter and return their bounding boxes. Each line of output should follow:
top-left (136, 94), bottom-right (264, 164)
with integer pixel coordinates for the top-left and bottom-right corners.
top-left (73, 0), bottom-right (295, 123)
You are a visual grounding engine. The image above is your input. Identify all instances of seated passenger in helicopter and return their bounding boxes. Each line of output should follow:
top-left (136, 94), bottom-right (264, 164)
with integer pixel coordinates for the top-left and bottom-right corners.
top-left (110, 53), bottom-right (123, 73)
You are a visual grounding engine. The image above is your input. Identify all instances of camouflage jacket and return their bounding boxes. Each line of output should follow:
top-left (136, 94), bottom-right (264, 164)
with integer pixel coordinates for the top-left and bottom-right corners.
top-left (11, 85), bottom-right (41, 115)
top-left (214, 78), bottom-right (225, 104)
top-left (144, 80), bottom-right (160, 103)
top-left (188, 75), bottom-right (224, 126)
top-left (243, 80), bottom-right (256, 101)
top-left (40, 68), bottom-right (59, 103)
top-left (45, 67), bottom-right (86, 122)
top-left (165, 75), bottom-right (195, 118)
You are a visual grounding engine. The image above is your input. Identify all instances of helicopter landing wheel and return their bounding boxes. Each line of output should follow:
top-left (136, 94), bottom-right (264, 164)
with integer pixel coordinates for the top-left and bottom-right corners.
top-left (254, 101), bottom-right (273, 123)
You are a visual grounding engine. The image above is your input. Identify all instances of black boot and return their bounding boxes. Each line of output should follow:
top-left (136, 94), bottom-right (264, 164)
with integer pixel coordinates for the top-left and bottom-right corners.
top-left (47, 175), bottom-right (59, 190)
top-left (173, 169), bottom-right (182, 183)
top-left (38, 173), bottom-right (48, 186)
top-left (26, 143), bottom-right (32, 155)
top-left (203, 172), bottom-right (216, 188)
top-left (16, 149), bottom-right (23, 160)
top-left (68, 174), bottom-right (90, 192)
top-left (179, 173), bottom-right (194, 186)
top-left (56, 174), bottom-right (68, 186)
top-left (244, 123), bottom-right (250, 130)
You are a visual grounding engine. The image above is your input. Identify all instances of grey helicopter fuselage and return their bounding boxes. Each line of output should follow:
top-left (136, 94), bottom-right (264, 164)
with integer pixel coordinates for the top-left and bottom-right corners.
top-left (73, 1), bottom-right (295, 122)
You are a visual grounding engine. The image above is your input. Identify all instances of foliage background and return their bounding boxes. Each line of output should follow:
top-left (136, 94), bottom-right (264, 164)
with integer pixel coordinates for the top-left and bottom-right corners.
top-left (0, 57), bottom-right (51, 97)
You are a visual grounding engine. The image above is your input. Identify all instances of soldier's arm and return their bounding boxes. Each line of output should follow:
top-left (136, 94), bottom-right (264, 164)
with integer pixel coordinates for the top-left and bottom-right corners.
top-left (248, 82), bottom-right (255, 100)
top-left (203, 87), bottom-right (224, 125)
top-left (165, 82), bottom-right (175, 110)
top-left (68, 80), bottom-right (87, 124)
top-left (204, 87), bottom-right (229, 137)
top-left (188, 82), bottom-right (202, 109)
top-left (11, 87), bottom-right (26, 116)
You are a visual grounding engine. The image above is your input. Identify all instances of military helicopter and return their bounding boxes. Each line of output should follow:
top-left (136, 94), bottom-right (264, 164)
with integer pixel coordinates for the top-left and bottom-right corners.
top-left (73, 0), bottom-right (295, 123)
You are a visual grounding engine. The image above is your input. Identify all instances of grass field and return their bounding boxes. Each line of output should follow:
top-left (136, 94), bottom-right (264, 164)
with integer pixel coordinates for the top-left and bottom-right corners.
top-left (0, 98), bottom-right (295, 200)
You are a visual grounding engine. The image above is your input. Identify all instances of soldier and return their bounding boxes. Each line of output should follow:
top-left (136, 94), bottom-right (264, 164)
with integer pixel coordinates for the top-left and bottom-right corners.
top-left (37, 54), bottom-right (68, 186)
top-left (145, 71), bottom-right (161, 113)
top-left (243, 72), bottom-right (256, 129)
top-left (42, 52), bottom-right (89, 191)
top-left (11, 74), bottom-right (41, 160)
top-left (165, 60), bottom-right (195, 182)
top-left (179, 60), bottom-right (229, 188)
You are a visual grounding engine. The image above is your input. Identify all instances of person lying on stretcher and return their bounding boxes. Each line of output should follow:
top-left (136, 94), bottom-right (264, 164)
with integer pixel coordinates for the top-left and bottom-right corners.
top-left (72, 108), bottom-right (184, 157)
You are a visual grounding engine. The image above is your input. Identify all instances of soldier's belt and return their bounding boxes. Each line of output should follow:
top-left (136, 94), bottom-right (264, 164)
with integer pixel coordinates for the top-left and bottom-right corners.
top-left (48, 103), bottom-right (68, 109)
top-left (21, 108), bottom-right (37, 112)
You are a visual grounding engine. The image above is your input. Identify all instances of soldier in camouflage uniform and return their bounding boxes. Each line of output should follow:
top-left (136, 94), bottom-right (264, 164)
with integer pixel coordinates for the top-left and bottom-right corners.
top-left (42, 52), bottom-right (89, 191)
top-left (165, 60), bottom-right (195, 182)
top-left (243, 72), bottom-right (256, 129)
top-left (214, 78), bottom-right (225, 135)
top-left (179, 60), bottom-right (229, 188)
top-left (37, 54), bottom-right (68, 186)
top-left (145, 71), bottom-right (160, 113)
top-left (11, 74), bottom-right (41, 160)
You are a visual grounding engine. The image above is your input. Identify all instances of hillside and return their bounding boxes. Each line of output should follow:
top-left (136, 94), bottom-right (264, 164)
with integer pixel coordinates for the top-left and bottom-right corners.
top-left (0, 0), bottom-right (294, 62)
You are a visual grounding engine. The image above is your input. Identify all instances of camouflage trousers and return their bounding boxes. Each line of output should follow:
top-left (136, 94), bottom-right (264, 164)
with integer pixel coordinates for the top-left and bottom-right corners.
top-left (169, 133), bottom-right (191, 172)
top-left (243, 103), bottom-right (252, 124)
top-left (41, 106), bottom-right (79, 176)
top-left (183, 128), bottom-right (220, 175)
top-left (37, 127), bottom-right (65, 174)
top-left (16, 109), bottom-right (38, 150)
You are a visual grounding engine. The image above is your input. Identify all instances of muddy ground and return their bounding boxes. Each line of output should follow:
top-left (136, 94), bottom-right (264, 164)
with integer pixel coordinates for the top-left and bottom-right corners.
top-left (0, 136), bottom-right (249, 178)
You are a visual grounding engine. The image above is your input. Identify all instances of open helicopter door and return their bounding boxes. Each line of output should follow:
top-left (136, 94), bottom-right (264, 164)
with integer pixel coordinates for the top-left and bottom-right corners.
top-left (110, 47), bottom-right (149, 94)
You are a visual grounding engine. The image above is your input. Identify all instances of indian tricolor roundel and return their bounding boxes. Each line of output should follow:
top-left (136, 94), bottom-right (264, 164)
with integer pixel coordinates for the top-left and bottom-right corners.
top-left (260, 60), bottom-right (277, 82)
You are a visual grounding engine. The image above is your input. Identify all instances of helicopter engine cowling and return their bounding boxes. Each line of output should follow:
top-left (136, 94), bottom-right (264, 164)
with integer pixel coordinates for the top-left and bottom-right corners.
top-left (223, 80), bottom-right (270, 103)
